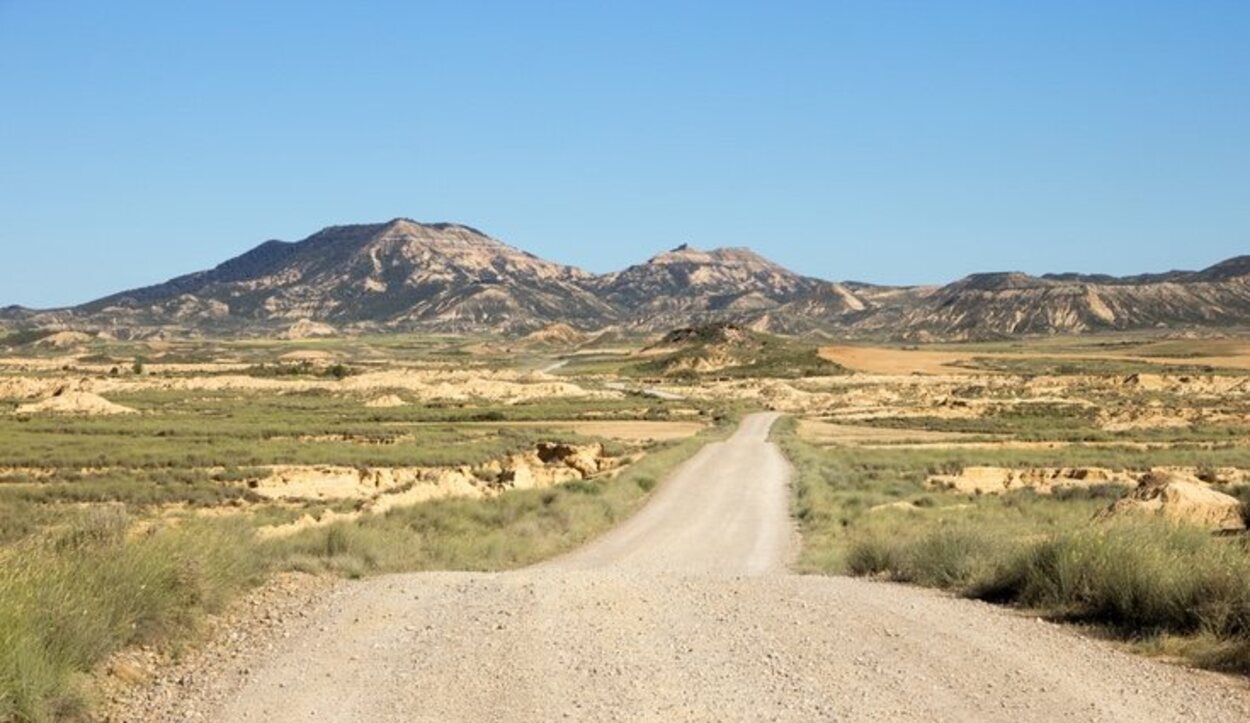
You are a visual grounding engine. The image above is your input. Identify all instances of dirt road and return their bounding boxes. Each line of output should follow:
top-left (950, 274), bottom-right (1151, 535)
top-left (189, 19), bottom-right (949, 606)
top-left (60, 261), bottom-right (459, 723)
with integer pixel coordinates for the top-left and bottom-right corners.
top-left (184, 414), bottom-right (1248, 721)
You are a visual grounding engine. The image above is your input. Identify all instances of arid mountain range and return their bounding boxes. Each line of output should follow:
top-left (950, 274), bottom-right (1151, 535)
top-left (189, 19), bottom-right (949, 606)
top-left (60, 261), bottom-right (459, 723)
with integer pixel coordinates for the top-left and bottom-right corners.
top-left (3, 218), bottom-right (1249, 340)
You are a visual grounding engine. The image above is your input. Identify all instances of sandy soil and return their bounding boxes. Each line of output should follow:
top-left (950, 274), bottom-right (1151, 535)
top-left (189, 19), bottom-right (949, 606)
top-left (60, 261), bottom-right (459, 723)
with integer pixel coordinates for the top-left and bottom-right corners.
top-left (820, 345), bottom-right (989, 375)
top-left (821, 342), bottom-right (1250, 375)
top-left (15, 390), bottom-right (136, 415)
top-left (125, 414), bottom-right (1250, 722)
top-left (797, 418), bottom-right (982, 446)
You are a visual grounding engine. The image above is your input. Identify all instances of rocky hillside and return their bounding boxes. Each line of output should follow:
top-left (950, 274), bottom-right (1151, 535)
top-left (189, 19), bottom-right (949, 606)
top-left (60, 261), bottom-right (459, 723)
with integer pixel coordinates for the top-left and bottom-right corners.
top-left (866, 261), bottom-right (1250, 340)
top-left (629, 322), bottom-right (844, 378)
top-left (77, 220), bottom-right (617, 334)
top-left (6, 219), bottom-right (1250, 340)
top-left (593, 245), bottom-right (868, 331)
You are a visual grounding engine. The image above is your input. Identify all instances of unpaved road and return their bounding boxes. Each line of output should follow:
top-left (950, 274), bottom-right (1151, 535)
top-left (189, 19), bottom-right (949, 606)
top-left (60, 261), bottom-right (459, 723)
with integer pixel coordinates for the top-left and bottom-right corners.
top-left (182, 414), bottom-right (1248, 721)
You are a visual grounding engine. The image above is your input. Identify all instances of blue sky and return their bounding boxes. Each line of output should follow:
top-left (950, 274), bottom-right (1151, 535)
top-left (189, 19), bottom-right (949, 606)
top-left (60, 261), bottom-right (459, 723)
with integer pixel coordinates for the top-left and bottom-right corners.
top-left (1, 1), bottom-right (1247, 307)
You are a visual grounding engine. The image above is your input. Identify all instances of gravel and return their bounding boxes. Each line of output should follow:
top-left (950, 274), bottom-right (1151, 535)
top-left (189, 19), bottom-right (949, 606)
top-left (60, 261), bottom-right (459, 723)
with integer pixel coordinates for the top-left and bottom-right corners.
top-left (111, 413), bottom-right (1250, 722)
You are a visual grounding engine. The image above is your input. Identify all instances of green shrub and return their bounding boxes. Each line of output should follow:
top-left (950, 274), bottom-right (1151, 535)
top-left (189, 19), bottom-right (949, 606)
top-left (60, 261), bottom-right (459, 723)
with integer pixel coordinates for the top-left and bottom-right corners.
top-left (845, 518), bottom-right (1250, 659)
top-left (992, 524), bottom-right (1250, 636)
top-left (844, 533), bottom-right (901, 577)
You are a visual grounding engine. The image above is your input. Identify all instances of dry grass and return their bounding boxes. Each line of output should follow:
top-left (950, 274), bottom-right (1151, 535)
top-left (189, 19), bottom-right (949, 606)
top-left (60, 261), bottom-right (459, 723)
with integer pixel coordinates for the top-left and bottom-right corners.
top-left (846, 519), bottom-right (1250, 674)
top-left (0, 421), bottom-right (729, 721)
top-left (265, 424), bottom-right (729, 576)
top-left (775, 414), bottom-right (1250, 676)
top-left (0, 510), bottom-right (261, 722)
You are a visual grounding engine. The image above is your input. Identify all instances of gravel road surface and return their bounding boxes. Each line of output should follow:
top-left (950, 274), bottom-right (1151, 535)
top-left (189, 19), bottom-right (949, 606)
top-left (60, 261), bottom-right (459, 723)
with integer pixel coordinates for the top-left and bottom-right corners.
top-left (149, 413), bottom-right (1250, 722)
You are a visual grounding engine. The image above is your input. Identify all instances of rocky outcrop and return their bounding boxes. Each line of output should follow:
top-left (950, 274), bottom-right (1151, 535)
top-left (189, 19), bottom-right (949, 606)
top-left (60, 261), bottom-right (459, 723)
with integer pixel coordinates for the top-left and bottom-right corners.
top-left (283, 319), bottom-right (337, 339)
top-left (15, 390), bottom-right (137, 416)
top-left (522, 323), bottom-right (588, 346)
top-left (33, 330), bottom-right (94, 348)
top-left (1098, 471), bottom-right (1247, 532)
top-left (248, 443), bottom-right (620, 514)
top-left (928, 466), bottom-right (1137, 495)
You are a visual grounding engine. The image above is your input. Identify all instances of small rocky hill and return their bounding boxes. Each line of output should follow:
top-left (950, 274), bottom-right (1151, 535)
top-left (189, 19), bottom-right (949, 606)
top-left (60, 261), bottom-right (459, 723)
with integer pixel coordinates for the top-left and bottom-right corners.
top-left (633, 322), bottom-right (844, 378)
top-left (521, 323), bottom-right (589, 347)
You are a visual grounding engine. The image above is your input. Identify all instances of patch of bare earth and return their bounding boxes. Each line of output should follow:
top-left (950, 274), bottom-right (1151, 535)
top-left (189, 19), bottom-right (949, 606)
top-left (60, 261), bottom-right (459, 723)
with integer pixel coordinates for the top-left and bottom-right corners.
top-left (95, 573), bottom-right (340, 722)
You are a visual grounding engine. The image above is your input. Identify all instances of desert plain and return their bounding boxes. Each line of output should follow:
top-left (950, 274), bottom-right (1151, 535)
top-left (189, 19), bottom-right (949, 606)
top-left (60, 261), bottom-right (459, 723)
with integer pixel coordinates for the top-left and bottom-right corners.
top-left (4, 325), bottom-right (1250, 720)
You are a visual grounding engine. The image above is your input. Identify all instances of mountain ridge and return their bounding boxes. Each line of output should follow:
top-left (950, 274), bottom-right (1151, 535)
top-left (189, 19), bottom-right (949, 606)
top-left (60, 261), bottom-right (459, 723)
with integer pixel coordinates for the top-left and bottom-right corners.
top-left (5, 219), bottom-right (1250, 341)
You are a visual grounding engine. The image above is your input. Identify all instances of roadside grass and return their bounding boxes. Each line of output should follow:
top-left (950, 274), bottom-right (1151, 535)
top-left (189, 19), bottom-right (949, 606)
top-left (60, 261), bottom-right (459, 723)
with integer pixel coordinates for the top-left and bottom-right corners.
top-left (775, 416), bottom-right (1250, 675)
top-left (0, 510), bottom-right (261, 722)
top-left (846, 520), bottom-right (1250, 674)
top-left (0, 420), bottom-right (729, 721)
top-left (265, 423), bottom-right (730, 576)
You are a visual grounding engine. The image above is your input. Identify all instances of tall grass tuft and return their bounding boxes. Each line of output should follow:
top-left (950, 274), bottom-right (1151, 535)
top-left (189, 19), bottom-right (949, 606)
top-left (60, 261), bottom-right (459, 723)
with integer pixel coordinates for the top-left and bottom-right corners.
top-left (844, 519), bottom-right (1250, 671)
top-left (0, 510), bottom-right (260, 722)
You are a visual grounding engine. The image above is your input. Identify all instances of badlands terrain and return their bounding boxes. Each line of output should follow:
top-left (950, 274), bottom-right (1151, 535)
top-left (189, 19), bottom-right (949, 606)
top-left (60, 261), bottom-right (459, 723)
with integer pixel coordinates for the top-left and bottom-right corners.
top-left (5, 325), bottom-right (1250, 719)
top-left (7, 218), bottom-right (1250, 339)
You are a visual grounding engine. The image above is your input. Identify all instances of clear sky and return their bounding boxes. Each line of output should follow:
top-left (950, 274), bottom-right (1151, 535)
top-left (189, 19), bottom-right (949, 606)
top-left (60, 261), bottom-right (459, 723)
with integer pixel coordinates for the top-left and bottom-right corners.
top-left (1, 1), bottom-right (1247, 307)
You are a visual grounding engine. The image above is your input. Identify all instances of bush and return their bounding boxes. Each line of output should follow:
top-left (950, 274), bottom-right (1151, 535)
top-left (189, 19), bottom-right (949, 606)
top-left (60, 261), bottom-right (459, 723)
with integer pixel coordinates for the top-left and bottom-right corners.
top-left (845, 517), bottom-right (1250, 665)
top-left (990, 524), bottom-right (1250, 636)
top-left (898, 527), bottom-right (1008, 589)
top-left (844, 533), bottom-right (901, 577)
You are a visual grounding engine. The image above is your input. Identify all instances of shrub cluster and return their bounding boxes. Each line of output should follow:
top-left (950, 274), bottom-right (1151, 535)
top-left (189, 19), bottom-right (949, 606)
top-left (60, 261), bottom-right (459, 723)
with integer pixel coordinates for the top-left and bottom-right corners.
top-left (847, 521), bottom-right (1250, 672)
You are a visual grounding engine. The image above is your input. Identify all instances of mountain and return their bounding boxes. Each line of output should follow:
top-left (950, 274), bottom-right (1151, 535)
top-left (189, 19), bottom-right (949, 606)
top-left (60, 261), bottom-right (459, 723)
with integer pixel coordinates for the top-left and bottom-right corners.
top-left (6, 219), bottom-right (1250, 341)
top-left (77, 220), bottom-right (617, 334)
top-left (874, 261), bottom-right (1250, 340)
top-left (593, 244), bottom-right (870, 332)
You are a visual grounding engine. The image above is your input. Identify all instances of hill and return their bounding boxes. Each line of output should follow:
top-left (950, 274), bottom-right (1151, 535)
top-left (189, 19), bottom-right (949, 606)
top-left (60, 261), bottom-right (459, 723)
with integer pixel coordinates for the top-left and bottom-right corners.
top-left (864, 263), bottom-right (1250, 340)
top-left (630, 322), bottom-right (845, 379)
top-left (77, 219), bottom-right (617, 334)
